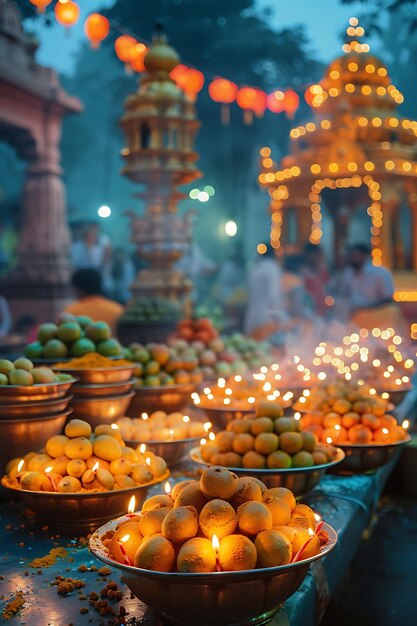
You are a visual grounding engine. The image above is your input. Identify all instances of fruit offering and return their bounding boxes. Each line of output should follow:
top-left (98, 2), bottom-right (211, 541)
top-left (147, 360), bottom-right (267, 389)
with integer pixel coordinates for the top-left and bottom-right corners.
top-left (119, 298), bottom-right (182, 323)
top-left (174, 318), bottom-right (220, 345)
top-left (2, 419), bottom-right (168, 493)
top-left (193, 376), bottom-right (294, 411)
top-left (106, 468), bottom-right (329, 571)
top-left (297, 381), bottom-right (409, 445)
top-left (293, 380), bottom-right (392, 414)
top-left (124, 342), bottom-right (203, 388)
top-left (0, 358), bottom-right (73, 386)
top-left (116, 412), bottom-right (209, 442)
top-left (198, 405), bottom-right (339, 469)
top-left (25, 314), bottom-right (123, 360)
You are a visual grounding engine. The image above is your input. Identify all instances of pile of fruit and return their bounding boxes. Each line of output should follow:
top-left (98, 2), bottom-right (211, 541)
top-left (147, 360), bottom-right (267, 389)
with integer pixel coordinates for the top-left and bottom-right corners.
top-left (293, 381), bottom-right (392, 414)
top-left (296, 381), bottom-right (408, 445)
top-left (124, 342), bottom-right (203, 388)
top-left (174, 318), bottom-right (220, 345)
top-left (0, 358), bottom-right (72, 386)
top-left (116, 412), bottom-right (208, 442)
top-left (195, 378), bottom-right (294, 411)
top-left (119, 298), bottom-right (182, 323)
top-left (25, 314), bottom-right (122, 360)
top-left (198, 403), bottom-right (339, 469)
top-left (2, 419), bottom-right (168, 493)
top-left (107, 467), bottom-right (329, 571)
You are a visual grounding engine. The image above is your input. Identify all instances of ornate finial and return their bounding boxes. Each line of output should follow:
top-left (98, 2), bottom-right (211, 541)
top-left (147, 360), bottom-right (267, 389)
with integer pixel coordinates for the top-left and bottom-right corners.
top-left (342, 17), bottom-right (370, 54)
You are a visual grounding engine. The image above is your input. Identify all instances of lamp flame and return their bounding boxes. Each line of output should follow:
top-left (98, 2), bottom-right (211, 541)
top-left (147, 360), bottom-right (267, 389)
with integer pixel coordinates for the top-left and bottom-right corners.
top-left (200, 438), bottom-right (207, 446)
top-left (326, 437), bottom-right (333, 444)
top-left (204, 422), bottom-right (212, 432)
top-left (128, 495), bottom-right (136, 514)
top-left (382, 428), bottom-right (389, 435)
top-left (182, 415), bottom-right (190, 423)
top-left (139, 444), bottom-right (146, 454)
top-left (44, 466), bottom-right (53, 474)
top-left (212, 534), bottom-right (220, 551)
top-left (402, 419), bottom-right (410, 430)
top-left (92, 461), bottom-right (100, 473)
top-left (209, 432), bottom-right (216, 441)
top-left (111, 423), bottom-right (119, 430)
top-left (17, 460), bottom-right (24, 473)
top-left (145, 457), bottom-right (151, 467)
top-left (121, 534), bottom-right (130, 543)
top-left (142, 412), bottom-right (148, 421)
top-left (164, 481), bottom-right (171, 495)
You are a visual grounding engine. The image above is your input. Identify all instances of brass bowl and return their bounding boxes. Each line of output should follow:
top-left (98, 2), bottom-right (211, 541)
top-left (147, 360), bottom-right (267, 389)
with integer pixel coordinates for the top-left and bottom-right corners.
top-left (2, 470), bottom-right (169, 535)
top-left (0, 408), bottom-right (72, 472)
top-left (52, 364), bottom-right (134, 384)
top-left (198, 406), bottom-right (255, 430)
top-left (125, 437), bottom-right (202, 467)
top-left (127, 384), bottom-right (195, 417)
top-left (71, 379), bottom-right (135, 398)
top-left (189, 447), bottom-right (345, 497)
top-left (89, 519), bottom-right (337, 626)
top-left (70, 391), bottom-right (135, 427)
top-left (0, 395), bottom-right (73, 418)
top-left (330, 434), bottom-right (411, 474)
top-left (0, 379), bottom-right (76, 403)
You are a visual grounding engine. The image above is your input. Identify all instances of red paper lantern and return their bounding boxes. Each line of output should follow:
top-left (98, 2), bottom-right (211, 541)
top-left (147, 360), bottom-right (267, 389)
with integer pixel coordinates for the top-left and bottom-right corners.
top-left (237, 87), bottom-right (267, 124)
top-left (267, 90), bottom-right (285, 113)
top-left (84, 13), bottom-right (110, 49)
top-left (130, 43), bottom-right (148, 73)
top-left (115, 35), bottom-right (137, 63)
top-left (170, 64), bottom-right (189, 88)
top-left (55, 0), bottom-right (79, 28)
top-left (29, 0), bottom-right (52, 13)
top-left (304, 84), bottom-right (323, 107)
top-left (283, 89), bottom-right (300, 119)
top-left (208, 78), bottom-right (238, 103)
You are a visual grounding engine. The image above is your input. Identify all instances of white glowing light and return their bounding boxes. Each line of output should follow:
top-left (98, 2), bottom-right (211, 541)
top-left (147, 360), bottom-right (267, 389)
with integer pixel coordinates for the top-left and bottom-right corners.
top-left (225, 220), bottom-right (238, 237)
top-left (98, 205), bottom-right (111, 218)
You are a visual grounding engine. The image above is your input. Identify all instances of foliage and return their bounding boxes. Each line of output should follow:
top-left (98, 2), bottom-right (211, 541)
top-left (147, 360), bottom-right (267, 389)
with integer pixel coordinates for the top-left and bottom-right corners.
top-left (341, 0), bottom-right (417, 33)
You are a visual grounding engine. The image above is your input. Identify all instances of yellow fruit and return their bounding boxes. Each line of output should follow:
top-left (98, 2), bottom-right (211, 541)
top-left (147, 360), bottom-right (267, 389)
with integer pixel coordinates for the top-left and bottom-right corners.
top-left (20, 471), bottom-right (50, 491)
top-left (121, 446), bottom-right (139, 463)
top-left (86, 455), bottom-right (110, 471)
top-left (65, 437), bottom-right (93, 461)
top-left (216, 431), bottom-right (235, 453)
top-left (94, 424), bottom-right (124, 442)
top-left (242, 451), bottom-right (266, 469)
top-left (255, 529), bottom-right (292, 567)
top-left (147, 456), bottom-right (167, 477)
top-left (263, 487), bottom-right (296, 511)
top-left (177, 537), bottom-right (216, 573)
top-left (219, 534), bottom-right (257, 571)
top-left (140, 507), bottom-right (171, 536)
top-left (134, 535), bottom-right (175, 572)
top-left (279, 432), bottom-right (303, 454)
top-left (67, 459), bottom-right (87, 478)
top-left (199, 499), bottom-right (237, 539)
top-left (262, 495), bottom-right (291, 525)
top-left (162, 506), bottom-right (199, 543)
top-left (57, 476), bottom-right (82, 492)
top-left (142, 495), bottom-right (174, 511)
top-left (250, 417), bottom-right (274, 435)
top-left (237, 501), bottom-right (272, 535)
top-left (93, 435), bottom-right (122, 461)
top-left (254, 432), bottom-right (279, 455)
top-left (114, 475), bottom-right (136, 489)
top-left (111, 522), bottom-right (143, 565)
top-left (64, 419), bottom-right (92, 438)
top-left (109, 458), bottom-right (132, 476)
top-left (131, 464), bottom-right (153, 484)
top-left (227, 419), bottom-right (252, 434)
top-left (27, 453), bottom-right (53, 472)
top-left (45, 435), bottom-right (70, 459)
top-left (232, 433), bottom-right (255, 455)
top-left (200, 467), bottom-right (236, 500)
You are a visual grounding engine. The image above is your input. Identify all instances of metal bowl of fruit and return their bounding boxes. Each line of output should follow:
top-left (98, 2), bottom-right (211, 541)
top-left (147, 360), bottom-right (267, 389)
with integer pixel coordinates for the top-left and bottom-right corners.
top-left (52, 364), bottom-right (134, 384)
top-left (127, 384), bottom-right (196, 417)
top-left (1, 472), bottom-right (169, 535)
top-left (89, 515), bottom-right (337, 626)
top-left (329, 434), bottom-right (411, 474)
top-left (70, 391), bottom-right (135, 427)
top-left (71, 379), bottom-right (135, 398)
top-left (0, 395), bottom-right (73, 418)
top-left (0, 409), bottom-right (72, 473)
top-left (375, 387), bottom-right (412, 407)
top-left (0, 378), bottom-right (76, 403)
top-left (189, 447), bottom-right (345, 497)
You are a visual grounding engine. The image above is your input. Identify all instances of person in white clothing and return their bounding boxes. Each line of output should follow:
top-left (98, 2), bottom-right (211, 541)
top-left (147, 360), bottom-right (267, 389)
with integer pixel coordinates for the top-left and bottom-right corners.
top-left (244, 244), bottom-right (287, 343)
top-left (71, 223), bottom-right (112, 274)
top-left (341, 243), bottom-right (394, 313)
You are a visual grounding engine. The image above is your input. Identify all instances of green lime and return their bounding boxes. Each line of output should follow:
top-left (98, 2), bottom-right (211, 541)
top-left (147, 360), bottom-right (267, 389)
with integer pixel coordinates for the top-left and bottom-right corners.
top-left (70, 338), bottom-right (96, 357)
top-left (56, 373), bottom-right (74, 382)
top-left (13, 357), bottom-right (34, 372)
top-left (97, 338), bottom-right (122, 357)
top-left (85, 321), bottom-right (111, 343)
top-left (9, 369), bottom-right (34, 386)
top-left (57, 322), bottom-right (82, 344)
top-left (0, 373), bottom-right (8, 385)
top-left (31, 367), bottom-right (57, 384)
top-left (24, 341), bottom-right (44, 359)
top-left (75, 315), bottom-right (93, 329)
top-left (0, 359), bottom-right (15, 376)
top-left (44, 339), bottom-right (68, 358)
top-left (37, 323), bottom-right (58, 344)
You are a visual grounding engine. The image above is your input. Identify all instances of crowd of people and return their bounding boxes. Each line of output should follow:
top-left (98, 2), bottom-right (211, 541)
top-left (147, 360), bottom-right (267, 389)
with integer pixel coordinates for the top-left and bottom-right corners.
top-left (244, 241), bottom-right (400, 346)
top-left (0, 213), bottom-right (403, 344)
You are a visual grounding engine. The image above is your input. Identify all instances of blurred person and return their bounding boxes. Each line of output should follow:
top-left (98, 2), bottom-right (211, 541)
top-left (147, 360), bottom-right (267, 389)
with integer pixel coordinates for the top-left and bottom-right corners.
top-left (301, 242), bottom-right (330, 315)
top-left (282, 254), bottom-right (315, 318)
top-left (105, 248), bottom-right (136, 304)
top-left (71, 222), bottom-right (112, 275)
top-left (0, 294), bottom-right (12, 337)
top-left (244, 243), bottom-right (289, 345)
top-left (340, 243), bottom-right (404, 331)
top-left (176, 242), bottom-right (217, 303)
top-left (65, 269), bottom-right (124, 332)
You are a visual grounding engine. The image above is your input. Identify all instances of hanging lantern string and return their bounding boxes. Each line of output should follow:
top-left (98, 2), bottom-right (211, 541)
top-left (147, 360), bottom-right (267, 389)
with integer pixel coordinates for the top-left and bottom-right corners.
top-left (51, 7), bottom-right (332, 118)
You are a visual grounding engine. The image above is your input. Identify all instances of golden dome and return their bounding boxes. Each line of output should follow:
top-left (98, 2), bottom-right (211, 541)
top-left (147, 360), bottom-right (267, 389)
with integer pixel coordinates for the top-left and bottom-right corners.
top-left (144, 33), bottom-right (180, 73)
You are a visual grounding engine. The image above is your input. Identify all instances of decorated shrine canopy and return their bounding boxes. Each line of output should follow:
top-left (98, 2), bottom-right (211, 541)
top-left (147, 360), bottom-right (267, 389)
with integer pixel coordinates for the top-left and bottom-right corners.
top-left (259, 19), bottom-right (417, 274)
